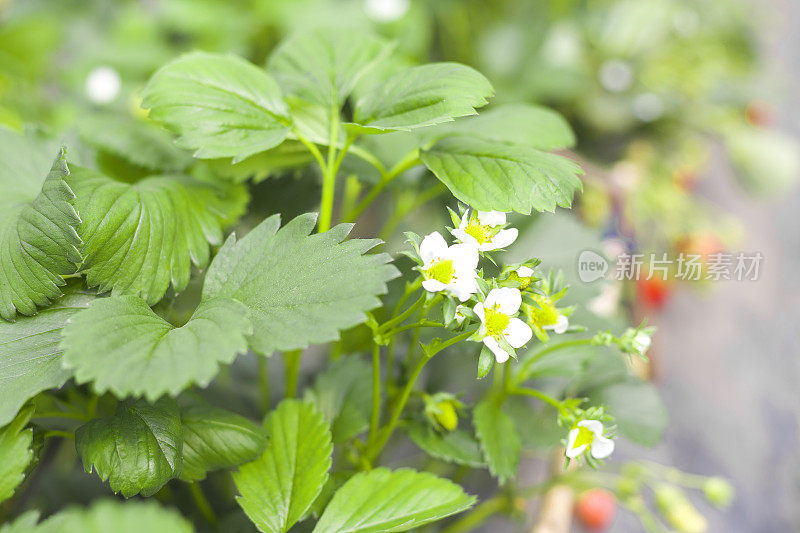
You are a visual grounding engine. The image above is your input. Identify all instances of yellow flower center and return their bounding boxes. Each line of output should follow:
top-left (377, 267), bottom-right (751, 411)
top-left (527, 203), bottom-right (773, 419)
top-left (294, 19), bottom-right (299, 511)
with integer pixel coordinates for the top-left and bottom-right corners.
top-left (572, 426), bottom-right (594, 450)
top-left (464, 220), bottom-right (493, 244)
top-left (525, 294), bottom-right (559, 327)
top-left (425, 259), bottom-right (455, 284)
top-left (484, 306), bottom-right (510, 337)
top-left (507, 271), bottom-right (532, 290)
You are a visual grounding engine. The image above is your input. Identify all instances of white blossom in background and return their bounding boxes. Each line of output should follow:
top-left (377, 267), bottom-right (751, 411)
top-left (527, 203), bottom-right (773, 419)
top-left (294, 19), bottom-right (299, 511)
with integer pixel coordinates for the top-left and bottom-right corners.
top-left (419, 232), bottom-right (479, 302)
top-left (598, 59), bottom-right (633, 93)
top-left (364, 0), bottom-right (409, 22)
top-left (85, 66), bottom-right (121, 104)
top-left (452, 210), bottom-right (518, 251)
top-left (566, 420), bottom-right (615, 459)
top-left (474, 287), bottom-right (532, 363)
top-left (632, 330), bottom-right (652, 356)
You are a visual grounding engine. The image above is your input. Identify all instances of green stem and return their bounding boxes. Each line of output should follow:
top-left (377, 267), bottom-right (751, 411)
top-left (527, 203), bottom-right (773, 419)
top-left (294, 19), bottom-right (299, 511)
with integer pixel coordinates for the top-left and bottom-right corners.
top-left (32, 411), bottom-right (89, 421)
top-left (344, 149), bottom-right (421, 222)
top-left (513, 338), bottom-right (594, 386)
top-left (43, 430), bottom-right (74, 440)
top-left (318, 100), bottom-right (344, 233)
top-left (377, 293), bottom-right (429, 334)
top-left (284, 350), bottom-right (302, 398)
top-left (381, 320), bottom-right (442, 337)
top-left (510, 386), bottom-right (567, 415)
top-left (189, 482), bottom-right (218, 526)
top-left (379, 182), bottom-right (448, 240)
top-left (369, 343), bottom-right (381, 445)
top-left (258, 356), bottom-right (271, 413)
top-left (440, 495), bottom-right (508, 533)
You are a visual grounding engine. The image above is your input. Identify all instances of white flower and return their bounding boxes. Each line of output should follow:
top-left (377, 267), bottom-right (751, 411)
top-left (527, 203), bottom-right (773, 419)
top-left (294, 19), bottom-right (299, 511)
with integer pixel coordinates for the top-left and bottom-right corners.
top-left (85, 66), bottom-right (121, 104)
top-left (473, 288), bottom-right (532, 363)
top-left (452, 210), bottom-right (518, 252)
top-left (544, 314), bottom-right (569, 334)
top-left (364, 0), bottom-right (409, 22)
top-left (516, 265), bottom-right (534, 278)
top-left (566, 420), bottom-right (615, 460)
top-left (632, 330), bottom-right (652, 356)
top-left (420, 232), bottom-right (479, 302)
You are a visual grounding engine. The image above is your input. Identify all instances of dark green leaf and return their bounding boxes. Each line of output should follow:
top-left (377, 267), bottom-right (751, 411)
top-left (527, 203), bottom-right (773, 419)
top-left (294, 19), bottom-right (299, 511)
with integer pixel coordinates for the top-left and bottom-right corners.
top-left (305, 356), bottom-right (372, 443)
top-left (473, 399), bottom-right (520, 484)
top-left (202, 213), bottom-right (399, 356)
top-left (234, 400), bottom-right (332, 532)
top-left (75, 398), bottom-right (182, 498)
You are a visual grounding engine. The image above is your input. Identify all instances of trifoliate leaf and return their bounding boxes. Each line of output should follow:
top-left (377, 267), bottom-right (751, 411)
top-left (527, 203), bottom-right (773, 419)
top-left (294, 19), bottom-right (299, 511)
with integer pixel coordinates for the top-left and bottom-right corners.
top-left (0, 405), bottom-right (33, 503)
top-left (0, 129), bottom-right (81, 320)
top-left (78, 113), bottom-right (193, 172)
top-left (69, 167), bottom-right (248, 305)
top-left (267, 29), bottom-right (392, 109)
top-left (234, 400), bottom-right (332, 533)
top-left (202, 213), bottom-right (399, 356)
top-left (305, 356), bottom-right (372, 443)
top-left (179, 398), bottom-right (267, 482)
top-left (417, 103), bottom-right (576, 150)
top-left (14, 499), bottom-right (193, 533)
top-left (352, 63), bottom-right (493, 132)
top-left (141, 51), bottom-right (290, 162)
top-left (312, 468), bottom-right (475, 533)
top-left (420, 137), bottom-right (583, 214)
top-left (473, 399), bottom-right (520, 484)
top-left (588, 379), bottom-right (668, 447)
top-left (61, 296), bottom-right (251, 400)
top-left (0, 282), bottom-right (95, 427)
top-left (75, 398), bottom-right (182, 498)
top-left (405, 421), bottom-right (485, 467)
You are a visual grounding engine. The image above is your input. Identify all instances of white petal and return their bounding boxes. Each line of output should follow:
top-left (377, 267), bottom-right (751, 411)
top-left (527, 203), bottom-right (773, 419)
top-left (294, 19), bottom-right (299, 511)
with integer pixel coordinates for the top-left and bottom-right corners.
top-left (450, 277), bottom-right (478, 302)
top-left (458, 211), bottom-right (470, 230)
top-left (503, 318), bottom-right (533, 348)
top-left (516, 266), bottom-right (534, 277)
top-left (473, 302), bottom-right (486, 321)
top-left (450, 228), bottom-right (478, 248)
top-left (634, 331), bottom-right (652, 353)
top-left (484, 287), bottom-right (522, 315)
top-left (483, 336), bottom-right (510, 363)
top-left (477, 210), bottom-right (506, 226)
top-left (448, 243), bottom-right (479, 269)
top-left (422, 279), bottom-right (447, 293)
top-left (545, 314), bottom-right (569, 334)
top-left (565, 428), bottom-right (587, 458)
top-left (483, 228), bottom-right (518, 250)
top-left (420, 231), bottom-right (448, 263)
top-left (590, 435), bottom-right (615, 459)
top-left (577, 419), bottom-right (604, 434)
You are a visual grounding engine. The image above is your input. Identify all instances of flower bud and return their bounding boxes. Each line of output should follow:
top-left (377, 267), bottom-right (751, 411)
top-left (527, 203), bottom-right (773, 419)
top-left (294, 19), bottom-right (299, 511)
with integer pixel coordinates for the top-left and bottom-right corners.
top-left (655, 485), bottom-right (708, 533)
top-left (703, 477), bottom-right (734, 509)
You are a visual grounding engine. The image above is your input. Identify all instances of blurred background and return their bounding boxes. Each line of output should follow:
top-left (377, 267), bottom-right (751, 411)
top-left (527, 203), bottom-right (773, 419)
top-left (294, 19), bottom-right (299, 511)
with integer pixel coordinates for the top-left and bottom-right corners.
top-left (1, 0), bottom-right (798, 531)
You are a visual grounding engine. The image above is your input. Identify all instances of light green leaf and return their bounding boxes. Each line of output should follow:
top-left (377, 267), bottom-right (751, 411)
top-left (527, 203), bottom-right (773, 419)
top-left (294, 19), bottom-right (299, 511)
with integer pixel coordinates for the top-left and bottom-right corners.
top-left (179, 398), bottom-right (267, 482)
top-left (267, 29), bottom-right (392, 109)
top-left (234, 400), bottom-right (332, 533)
top-left (14, 499), bottom-right (193, 533)
top-left (75, 398), bottom-right (182, 498)
top-left (78, 114), bottom-right (193, 172)
top-left (405, 422), bottom-right (485, 467)
top-left (0, 510), bottom-right (40, 533)
top-left (0, 130), bottom-right (81, 320)
top-left (473, 399), bottom-right (520, 484)
top-left (69, 167), bottom-right (248, 305)
top-left (352, 63), bottom-right (493, 132)
top-left (420, 137), bottom-right (583, 214)
top-left (61, 296), bottom-right (251, 400)
top-left (305, 356), bottom-right (372, 443)
top-left (589, 379), bottom-right (668, 447)
top-left (312, 468), bottom-right (475, 533)
top-left (418, 103), bottom-right (576, 150)
top-left (141, 51), bottom-right (290, 162)
top-left (202, 213), bottom-right (399, 356)
top-left (0, 405), bottom-right (33, 503)
top-left (0, 282), bottom-right (95, 427)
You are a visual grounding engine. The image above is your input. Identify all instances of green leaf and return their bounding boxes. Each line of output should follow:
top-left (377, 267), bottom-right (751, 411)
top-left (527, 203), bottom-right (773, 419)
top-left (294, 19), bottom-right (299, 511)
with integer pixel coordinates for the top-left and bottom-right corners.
top-left (352, 63), bottom-right (493, 132)
top-left (589, 379), bottom-right (668, 447)
top-left (234, 400), bottom-right (332, 533)
top-left (0, 405), bottom-right (33, 503)
top-left (405, 422), bottom-right (485, 467)
top-left (179, 398), bottom-right (267, 482)
top-left (69, 167), bottom-right (248, 305)
top-left (420, 137), bottom-right (583, 214)
top-left (312, 468), bottom-right (475, 533)
top-left (12, 499), bottom-right (193, 532)
top-left (267, 29), bottom-right (392, 109)
top-left (504, 397), bottom-right (564, 450)
top-left (0, 129), bottom-right (81, 320)
top-left (202, 213), bottom-right (399, 356)
top-left (0, 282), bottom-right (95, 427)
top-left (78, 114), bottom-right (193, 172)
top-left (477, 346), bottom-right (494, 379)
top-left (75, 398), bottom-right (182, 498)
top-left (418, 103), bottom-right (576, 150)
top-left (141, 51), bottom-right (290, 162)
top-left (473, 399), bottom-right (520, 484)
top-left (305, 356), bottom-right (372, 443)
top-left (62, 296), bottom-right (251, 400)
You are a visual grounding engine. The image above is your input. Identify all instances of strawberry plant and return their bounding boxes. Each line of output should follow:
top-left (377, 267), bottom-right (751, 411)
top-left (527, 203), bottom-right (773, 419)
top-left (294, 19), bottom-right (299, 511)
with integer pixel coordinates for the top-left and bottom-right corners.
top-left (0, 27), bottom-right (731, 532)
